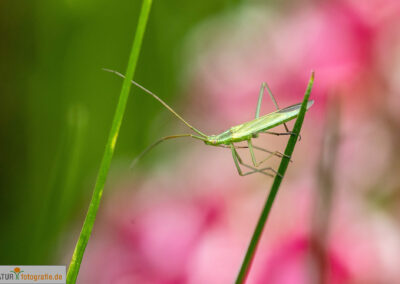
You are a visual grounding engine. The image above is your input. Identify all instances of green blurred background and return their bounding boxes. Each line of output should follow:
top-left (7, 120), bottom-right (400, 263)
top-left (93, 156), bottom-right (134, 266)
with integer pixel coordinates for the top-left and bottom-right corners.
top-left (0, 0), bottom-right (240, 264)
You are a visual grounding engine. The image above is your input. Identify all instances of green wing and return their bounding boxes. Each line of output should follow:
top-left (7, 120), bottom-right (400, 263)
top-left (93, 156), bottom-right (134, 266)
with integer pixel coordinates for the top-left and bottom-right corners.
top-left (231, 100), bottom-right (314, 139)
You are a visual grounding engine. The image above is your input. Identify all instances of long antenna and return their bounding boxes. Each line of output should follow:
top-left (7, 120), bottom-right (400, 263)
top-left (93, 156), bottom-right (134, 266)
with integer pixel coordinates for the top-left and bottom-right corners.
top-left (130, 133), bottom-right (206, 168)
top-left (103, 68), bottom-right (208, 138)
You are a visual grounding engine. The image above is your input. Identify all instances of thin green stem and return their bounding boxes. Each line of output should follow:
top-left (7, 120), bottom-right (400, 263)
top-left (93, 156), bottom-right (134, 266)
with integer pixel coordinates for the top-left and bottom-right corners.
top-left (66, 1), bottom-right (152, 283)
top-left (235, 72), bottom-right (315, 284)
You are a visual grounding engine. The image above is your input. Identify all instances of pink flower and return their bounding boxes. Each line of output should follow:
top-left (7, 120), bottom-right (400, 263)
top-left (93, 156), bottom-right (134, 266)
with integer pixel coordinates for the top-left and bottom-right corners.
top-left (74, 153), bottom-right (400, 283)
top-left (255, 236), bottom-right (350, 284)
top-left (343, 0), bottom-right (400, 28)
top-left (77, 186), bottom-right (227, 284)
top-left (184, 1), bottom-right (386, 127)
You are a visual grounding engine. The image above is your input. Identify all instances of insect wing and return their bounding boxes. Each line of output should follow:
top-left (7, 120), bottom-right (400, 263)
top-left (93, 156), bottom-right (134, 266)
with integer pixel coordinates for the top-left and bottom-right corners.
top-left (231, 100), bottom-right (314, 138)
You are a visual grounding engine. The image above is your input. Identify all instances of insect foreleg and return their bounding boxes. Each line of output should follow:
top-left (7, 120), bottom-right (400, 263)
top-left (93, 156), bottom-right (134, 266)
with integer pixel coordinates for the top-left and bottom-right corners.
top-left (248, 139), bottom-right (258, 166)
top-left (216, 144), bottom-right (248, 149)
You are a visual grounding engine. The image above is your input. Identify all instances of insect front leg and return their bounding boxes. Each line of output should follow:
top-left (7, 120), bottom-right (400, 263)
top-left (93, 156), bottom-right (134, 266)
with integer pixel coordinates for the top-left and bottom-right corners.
top-left (248, 139), bottom-right (258, 166)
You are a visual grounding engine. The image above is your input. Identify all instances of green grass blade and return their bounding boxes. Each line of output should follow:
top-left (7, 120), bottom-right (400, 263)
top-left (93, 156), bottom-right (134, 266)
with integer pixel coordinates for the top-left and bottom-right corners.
top-left (66, 1), bottom-right (153, 283)
top-left (235, 72), bottom-right (315, 284)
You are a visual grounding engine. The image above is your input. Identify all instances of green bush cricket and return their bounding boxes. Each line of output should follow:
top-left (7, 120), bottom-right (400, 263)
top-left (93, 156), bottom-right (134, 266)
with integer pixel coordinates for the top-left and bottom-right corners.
top-left (104, 69), bottom-right (314, 177)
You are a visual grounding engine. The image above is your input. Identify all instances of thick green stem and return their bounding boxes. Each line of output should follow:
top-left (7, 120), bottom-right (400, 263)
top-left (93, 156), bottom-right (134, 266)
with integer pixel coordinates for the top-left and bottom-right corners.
top-left (235, 72), bottom-right (315, 284)
top-left (66, 1), bottom-right (152, 283)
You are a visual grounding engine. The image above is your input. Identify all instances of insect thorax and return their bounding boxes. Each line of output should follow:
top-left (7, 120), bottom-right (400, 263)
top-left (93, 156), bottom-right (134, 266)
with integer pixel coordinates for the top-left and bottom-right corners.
top-left (205, 129), bottom-right (233, 145)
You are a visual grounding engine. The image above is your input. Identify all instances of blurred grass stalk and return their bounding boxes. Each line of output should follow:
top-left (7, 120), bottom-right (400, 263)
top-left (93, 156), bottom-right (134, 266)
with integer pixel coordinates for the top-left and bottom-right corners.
top-left (66, 0), bottom-right (153, 283)
top-left (32, 104), bottom-right (87, 263)
top-left (309, 95), bottom-right (341, 283)
top-left (235, 72), bottom-right (315, 284)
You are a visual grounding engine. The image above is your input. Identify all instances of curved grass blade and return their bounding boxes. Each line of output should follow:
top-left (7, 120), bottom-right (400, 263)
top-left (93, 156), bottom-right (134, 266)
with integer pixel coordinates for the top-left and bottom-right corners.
top-left (66, 1), bottom-right (153, 283)
top-left (235, 72), bottom-right (315, 284)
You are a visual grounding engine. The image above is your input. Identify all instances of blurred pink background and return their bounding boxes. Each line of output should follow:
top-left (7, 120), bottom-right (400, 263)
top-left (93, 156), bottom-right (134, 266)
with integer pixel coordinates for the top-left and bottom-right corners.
top-left (74, 0), bottom-right (400, 283)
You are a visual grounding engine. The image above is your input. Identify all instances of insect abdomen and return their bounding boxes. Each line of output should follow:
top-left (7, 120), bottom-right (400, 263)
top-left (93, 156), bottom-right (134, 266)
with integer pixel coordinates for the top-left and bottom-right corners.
top-left (231, 100), bottom-right (314, 139)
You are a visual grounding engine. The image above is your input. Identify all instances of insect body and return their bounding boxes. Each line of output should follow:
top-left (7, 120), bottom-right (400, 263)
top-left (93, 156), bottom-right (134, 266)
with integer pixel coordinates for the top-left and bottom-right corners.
top-left (206, 101), bottom-right (314, 145)
top-left (103, 69), bottom-right (314, 177)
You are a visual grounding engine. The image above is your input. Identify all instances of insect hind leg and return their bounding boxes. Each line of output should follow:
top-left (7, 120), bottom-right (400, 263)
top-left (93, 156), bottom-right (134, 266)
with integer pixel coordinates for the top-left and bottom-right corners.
top-left (247, 140), bottom-right (292, 167)
top-left (252, 145), bottom-right (291, 161)
top-left (261, 130), bottom-right (302, 141)
top-left (256, 82), bottom-right (289, 132)
top-left (230, 144), bottom-right (280, 177)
